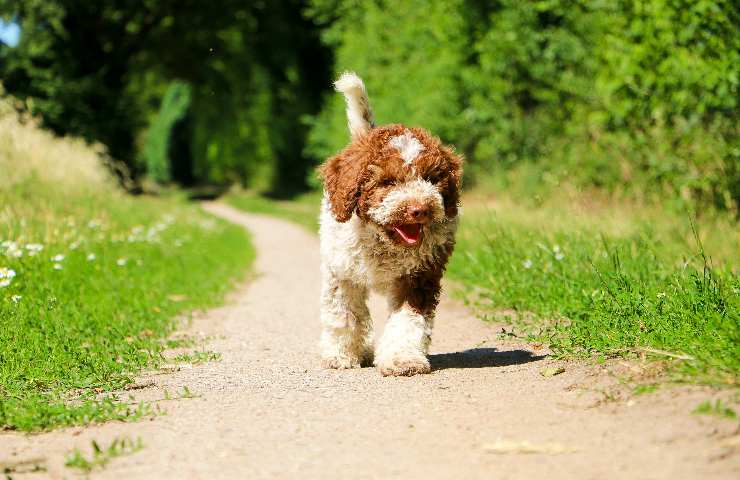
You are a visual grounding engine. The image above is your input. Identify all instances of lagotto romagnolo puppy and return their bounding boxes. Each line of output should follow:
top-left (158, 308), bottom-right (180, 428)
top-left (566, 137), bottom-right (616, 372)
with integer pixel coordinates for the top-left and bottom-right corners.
top-left (318, 72), bottom-right (463, 377)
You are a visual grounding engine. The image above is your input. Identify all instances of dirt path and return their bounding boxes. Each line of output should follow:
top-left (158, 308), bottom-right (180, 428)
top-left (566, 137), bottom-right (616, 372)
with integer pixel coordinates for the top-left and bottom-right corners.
top-left (2, 203), bottom-right (738, 479)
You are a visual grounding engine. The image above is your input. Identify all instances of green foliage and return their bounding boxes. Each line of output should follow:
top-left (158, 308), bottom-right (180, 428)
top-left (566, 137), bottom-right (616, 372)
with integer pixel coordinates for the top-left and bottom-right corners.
top-left (306, 0), bottom-right (740, 210)
top-left (141, 81), bottom-right (191, 183)
top-left (0, 0), bottom-right (331, 192)
top-left (306, 0), bottom-right (469, 164)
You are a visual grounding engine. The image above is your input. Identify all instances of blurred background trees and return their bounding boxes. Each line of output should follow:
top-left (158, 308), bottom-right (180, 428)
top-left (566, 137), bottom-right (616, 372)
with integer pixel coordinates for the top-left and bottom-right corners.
top-left (1, 0), bottom-right (738, 209)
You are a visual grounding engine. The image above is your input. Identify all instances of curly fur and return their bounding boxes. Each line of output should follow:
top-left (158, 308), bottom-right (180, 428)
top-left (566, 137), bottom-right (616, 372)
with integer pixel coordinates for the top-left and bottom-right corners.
top-left (319, 73), bottom-right (462, 376)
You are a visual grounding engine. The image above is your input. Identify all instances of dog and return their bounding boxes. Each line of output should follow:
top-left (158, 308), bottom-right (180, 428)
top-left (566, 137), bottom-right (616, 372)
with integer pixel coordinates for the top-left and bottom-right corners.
top-left (318, 72), bottom-right (462, 376)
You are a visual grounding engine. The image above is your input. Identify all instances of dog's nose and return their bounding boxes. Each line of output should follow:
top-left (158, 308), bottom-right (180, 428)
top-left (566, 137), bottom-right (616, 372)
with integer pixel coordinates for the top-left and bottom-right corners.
top-left (407, 204), bottom-right (429, 221)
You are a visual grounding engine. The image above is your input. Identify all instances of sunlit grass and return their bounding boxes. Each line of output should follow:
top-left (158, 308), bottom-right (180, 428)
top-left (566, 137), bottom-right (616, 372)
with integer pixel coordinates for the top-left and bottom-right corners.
top-left (0, 97), bottom-right (254, 431)
top-left (448, 211), bottom-right (739, 386)
top-left (226, 190), bottom-right (322, 232)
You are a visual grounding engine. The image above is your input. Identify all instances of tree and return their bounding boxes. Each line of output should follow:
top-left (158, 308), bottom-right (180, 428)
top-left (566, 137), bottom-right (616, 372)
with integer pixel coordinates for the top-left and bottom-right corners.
top-left (0, 0), bottom-right (331, 193)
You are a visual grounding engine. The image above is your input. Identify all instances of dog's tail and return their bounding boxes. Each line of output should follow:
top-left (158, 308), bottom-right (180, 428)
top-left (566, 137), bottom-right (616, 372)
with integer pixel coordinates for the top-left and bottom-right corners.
top-left (334, 72), bottom-right (374, 140)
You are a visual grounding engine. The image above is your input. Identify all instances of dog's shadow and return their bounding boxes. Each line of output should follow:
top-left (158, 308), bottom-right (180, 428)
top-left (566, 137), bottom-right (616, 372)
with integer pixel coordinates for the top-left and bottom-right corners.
top-left (429, 347), bottom-right (546, 371)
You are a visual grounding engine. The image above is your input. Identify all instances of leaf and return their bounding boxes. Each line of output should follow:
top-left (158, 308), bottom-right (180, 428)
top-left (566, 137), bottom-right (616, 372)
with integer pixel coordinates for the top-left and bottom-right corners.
top-left (540, 366), bottom-right (566, 377)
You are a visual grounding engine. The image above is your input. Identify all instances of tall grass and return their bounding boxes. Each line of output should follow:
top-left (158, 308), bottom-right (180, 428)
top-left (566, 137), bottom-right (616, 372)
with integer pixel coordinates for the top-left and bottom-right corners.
top-left (0, 92), bottom-right (112, 191)
top-left (448, 200), bottom-right (739, 386)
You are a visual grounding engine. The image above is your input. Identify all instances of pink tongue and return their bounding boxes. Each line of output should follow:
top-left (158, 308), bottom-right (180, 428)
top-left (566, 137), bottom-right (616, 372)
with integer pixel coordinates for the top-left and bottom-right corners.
top-left (393, 224), bottom-right (422, 244)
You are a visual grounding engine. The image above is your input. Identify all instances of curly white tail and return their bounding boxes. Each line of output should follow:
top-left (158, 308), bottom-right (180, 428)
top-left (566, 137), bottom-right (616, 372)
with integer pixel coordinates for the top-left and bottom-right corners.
top-left (334, 72), bottom-right (374, 140)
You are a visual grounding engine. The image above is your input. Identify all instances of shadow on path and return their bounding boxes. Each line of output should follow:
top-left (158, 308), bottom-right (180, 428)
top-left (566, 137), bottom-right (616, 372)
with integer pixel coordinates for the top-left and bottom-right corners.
top-left (430, 348), bottom-right (546, 371)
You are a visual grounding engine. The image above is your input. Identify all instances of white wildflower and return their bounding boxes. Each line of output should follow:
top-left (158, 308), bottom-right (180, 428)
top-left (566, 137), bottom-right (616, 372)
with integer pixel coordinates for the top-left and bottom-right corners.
top-left (656, 292), bottom-right (666, 299)
top-left (4, 242), bottom-right (23, 258)
top-left (88, 219), bottom-right (101, 229)
top-left (0, 268), bottom-right (15, 288)
top-left (0, 267), bottom-right (16, 280)
top-left (116, 258), bottom-right (127, 266)
top-left (523, 259), bottom-right (533, 269)
top-left (555, 252), bottom-right (565, 261)
top-left (51, 254), bottom-right (65, 262)
top-left (86, 253), bottom-right (97, 261)
top-left (25, 243), bottom-right (44, 256)
top-left (53, 263), bottom-right (63, 270)
top-left (11, 294), bottom-right (21, 303)
top-left (69, 240), bottom-right (81, 250)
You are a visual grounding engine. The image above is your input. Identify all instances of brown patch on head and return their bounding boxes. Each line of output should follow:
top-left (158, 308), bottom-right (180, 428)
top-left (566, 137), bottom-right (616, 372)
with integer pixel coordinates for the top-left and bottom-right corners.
top-left (319, 124), bottom-right (463, 223)
top-left (406, 127), bottom-right (463, 218)
top-left (319, 146), bottom-right (368, 222)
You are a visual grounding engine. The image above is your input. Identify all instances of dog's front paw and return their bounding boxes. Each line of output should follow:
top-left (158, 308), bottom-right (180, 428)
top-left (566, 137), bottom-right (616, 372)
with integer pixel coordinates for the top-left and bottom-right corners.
top-left (377, 355), bottom-right (431, 377)
top-left (321, 355), bottom-right (362, 370)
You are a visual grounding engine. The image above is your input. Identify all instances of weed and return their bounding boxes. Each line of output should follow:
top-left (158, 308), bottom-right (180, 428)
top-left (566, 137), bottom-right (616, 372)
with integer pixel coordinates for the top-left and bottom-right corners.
top-left (693, 400), bottom-right (737, 420)
top-left (632, 384), bottom-right (659, 396)
top-left (173, 350), bottom-right (222, 365)
top-left (162, 386), bottom-right (199, 401)
top-left (65, 437), bottom-right (144, 473)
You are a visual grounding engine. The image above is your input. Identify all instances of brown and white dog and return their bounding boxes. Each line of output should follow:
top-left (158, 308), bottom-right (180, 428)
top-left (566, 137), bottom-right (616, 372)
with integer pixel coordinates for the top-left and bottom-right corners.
top-left (318, 72), bottom-right (462, 376)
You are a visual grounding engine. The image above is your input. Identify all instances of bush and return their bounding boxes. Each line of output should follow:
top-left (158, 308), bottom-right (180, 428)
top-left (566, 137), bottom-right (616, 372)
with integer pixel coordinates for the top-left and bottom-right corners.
top-left (306, 0), bottom-right (740, 211)
top-left (140, 81), bottom-right (192, 184)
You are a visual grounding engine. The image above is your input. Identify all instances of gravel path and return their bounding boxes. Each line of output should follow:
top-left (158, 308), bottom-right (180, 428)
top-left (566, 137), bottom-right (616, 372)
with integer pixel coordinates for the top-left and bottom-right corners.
top-left (1, 203), bottom-right (737, 479)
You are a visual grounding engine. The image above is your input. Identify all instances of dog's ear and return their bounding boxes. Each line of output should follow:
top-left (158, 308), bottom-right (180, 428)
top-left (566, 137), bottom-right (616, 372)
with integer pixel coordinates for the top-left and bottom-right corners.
top-left (440, 146), bottom-right (463, 218)
top-left (319, 147), bottom-right (368, 222)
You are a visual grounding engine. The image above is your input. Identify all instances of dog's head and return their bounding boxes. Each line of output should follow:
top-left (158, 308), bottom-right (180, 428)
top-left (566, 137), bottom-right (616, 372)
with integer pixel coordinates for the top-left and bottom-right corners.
top-left (320, 124), bottom-right (462, 247)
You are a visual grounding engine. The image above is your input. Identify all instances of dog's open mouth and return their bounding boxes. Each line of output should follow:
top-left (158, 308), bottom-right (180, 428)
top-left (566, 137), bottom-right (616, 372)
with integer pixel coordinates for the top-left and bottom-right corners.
top-left (390, 223), bottom-right (422, 246)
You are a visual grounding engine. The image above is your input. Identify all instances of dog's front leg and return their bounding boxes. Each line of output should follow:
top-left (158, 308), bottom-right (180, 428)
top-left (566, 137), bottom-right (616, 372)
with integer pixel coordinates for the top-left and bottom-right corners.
top-left (320, 271), bottom-right (373, 369)
top-left (375, 275), bottom-right (441, 376)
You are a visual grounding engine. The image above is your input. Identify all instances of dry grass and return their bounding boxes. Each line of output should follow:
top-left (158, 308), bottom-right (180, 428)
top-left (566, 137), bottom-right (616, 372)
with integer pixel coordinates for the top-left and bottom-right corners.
top-left (0, 90), bottom-right (112, 192)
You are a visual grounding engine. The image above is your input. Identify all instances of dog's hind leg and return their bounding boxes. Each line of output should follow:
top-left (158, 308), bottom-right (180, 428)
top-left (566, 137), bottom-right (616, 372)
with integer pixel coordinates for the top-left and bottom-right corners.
top-left (319, 272), bottom-right (373, 369)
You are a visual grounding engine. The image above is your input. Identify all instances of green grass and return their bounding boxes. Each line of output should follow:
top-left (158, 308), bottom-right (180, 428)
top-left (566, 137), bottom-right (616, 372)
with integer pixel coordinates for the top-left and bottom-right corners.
top-left (228, 190), bottom-right (739, 386)
top-left (0, 98), bottom-right (254, 432)
top-left (0, 189), bottom-right (253, 431)
top-left (692, 400), bottom-right (737, 420)
top-left (172, 350), bottom-right (222, 364)
top-left (227, 190), bottom-right (322, 232)
top-left (448, 203), bottom-right (739, 386)
top-left (66, 437), bottom-right (144, 473)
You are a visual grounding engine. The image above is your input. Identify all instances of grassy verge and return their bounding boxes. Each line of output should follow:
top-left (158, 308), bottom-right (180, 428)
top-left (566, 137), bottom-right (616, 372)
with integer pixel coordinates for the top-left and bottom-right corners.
top-left (449, 194), bottom-right (739, 386)
top-left (228, 189), bottom-right (738, 386)
top-left (226, 190), bottom-right (322, 232)
top-left (0, 101), bottom-right (254, 431)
